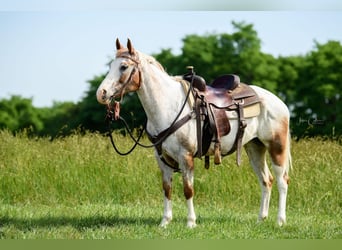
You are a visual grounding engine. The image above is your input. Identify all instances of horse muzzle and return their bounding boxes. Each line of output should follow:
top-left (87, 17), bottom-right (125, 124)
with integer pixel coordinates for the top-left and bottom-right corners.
top-left (96, 88), bottom-right (110, 104)
top-left (96, 88), bottom-right (123, 105)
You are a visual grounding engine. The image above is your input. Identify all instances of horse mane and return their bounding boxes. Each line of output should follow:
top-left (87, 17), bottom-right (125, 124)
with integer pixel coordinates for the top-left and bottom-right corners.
top-left (116, 48), bottom-right (166, 73)
top-left (140, 52), bottom-right (166, 72)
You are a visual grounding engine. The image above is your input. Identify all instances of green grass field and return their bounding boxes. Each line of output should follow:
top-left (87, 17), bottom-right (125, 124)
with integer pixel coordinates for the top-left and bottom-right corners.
top-left (0, 130), bottom-right (341, 239)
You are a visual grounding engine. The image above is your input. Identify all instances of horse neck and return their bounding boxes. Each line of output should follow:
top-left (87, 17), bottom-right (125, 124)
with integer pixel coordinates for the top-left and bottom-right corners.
top-left (137, 61), bottom-right (188, 134)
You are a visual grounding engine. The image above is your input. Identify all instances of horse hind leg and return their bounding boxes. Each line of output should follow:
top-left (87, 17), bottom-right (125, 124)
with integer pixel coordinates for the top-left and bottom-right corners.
top-left (268, 125), bottom-right (291, 226)
top-left (245, 138), bottom-right (274, 222)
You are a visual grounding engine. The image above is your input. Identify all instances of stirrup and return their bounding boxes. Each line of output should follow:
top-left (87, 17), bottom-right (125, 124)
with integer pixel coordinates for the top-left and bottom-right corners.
top-left (214, 142), bottom-right (222, 165)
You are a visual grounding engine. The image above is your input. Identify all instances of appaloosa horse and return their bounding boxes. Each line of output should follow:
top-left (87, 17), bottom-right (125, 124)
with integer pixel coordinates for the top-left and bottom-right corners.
top-left (96, 39), bottom-right (292, 228)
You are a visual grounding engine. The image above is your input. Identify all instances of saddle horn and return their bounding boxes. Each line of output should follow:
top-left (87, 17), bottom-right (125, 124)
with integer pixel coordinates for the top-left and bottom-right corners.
top-left (127, 38), bottom-right (135, 55)
top-left (116, 38), bottom-right (124, 50)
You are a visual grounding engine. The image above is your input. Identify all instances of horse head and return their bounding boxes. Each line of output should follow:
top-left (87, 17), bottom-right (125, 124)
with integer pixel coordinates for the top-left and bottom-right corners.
top-left (96, 38), bottom-right (141, 105)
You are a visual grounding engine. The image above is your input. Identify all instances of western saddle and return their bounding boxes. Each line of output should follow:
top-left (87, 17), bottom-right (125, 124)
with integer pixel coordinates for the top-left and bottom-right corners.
top-left (183, 66), bottom-right (260, 168)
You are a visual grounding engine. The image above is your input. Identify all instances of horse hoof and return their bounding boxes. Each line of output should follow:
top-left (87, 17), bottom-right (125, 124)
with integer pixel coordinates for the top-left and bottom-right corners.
top-left (160, 217), bottom-right (172, 228)
top-left (187, 220), bottom-right (197, 228)
top-left (277, 217), bottom-right (286, 227)
top-left (257, 215), bottom-right (268, 223)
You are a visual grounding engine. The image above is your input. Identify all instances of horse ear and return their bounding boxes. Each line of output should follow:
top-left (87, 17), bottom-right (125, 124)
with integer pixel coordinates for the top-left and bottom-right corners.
top-left (116, 38), bottom-right (124, 50)
top-left (127, 38), bottom-right (135, 55)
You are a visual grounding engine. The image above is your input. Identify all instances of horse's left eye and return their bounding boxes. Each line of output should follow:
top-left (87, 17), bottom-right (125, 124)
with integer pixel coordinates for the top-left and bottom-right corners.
top-left (120, 65), bottom-right (128, 72)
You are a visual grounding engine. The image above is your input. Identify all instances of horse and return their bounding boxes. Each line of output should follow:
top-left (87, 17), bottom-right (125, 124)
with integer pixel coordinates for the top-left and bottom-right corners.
top-left (96, 39), bottom-right (292, 228)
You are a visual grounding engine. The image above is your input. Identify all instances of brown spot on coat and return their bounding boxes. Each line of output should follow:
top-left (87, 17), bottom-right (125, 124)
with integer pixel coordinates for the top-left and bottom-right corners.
top-left (177, 133), bottom-right (196, 156)
top-left (269, 118), bottom-right (289, 167)
top-left (184, 152), bottom-right (194, 171)
top-left (163, 181), bottom-right (172, 200)
top-left (263, 175), bottom-right (274, 188)
top-left (182, 153), bottom-right (195, 200)
top-left (283, 172), bottom-right (290, 185)
top-left (183, 181), bottom-right (194, 200)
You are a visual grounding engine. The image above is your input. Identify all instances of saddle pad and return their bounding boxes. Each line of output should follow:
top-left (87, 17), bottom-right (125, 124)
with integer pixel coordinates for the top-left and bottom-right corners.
top-left (227, 102), bottom-right (261, 119)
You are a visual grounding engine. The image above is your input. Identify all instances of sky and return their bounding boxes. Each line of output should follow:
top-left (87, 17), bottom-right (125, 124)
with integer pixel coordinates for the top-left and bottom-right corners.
top-left (0, 5), bottom-right (342, 107)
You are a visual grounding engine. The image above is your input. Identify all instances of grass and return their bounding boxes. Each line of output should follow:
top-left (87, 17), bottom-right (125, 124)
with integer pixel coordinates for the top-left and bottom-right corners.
top-left (0, 204), bottom-right (340, 239)
top-left (0, 130), bottom-right (341, 239)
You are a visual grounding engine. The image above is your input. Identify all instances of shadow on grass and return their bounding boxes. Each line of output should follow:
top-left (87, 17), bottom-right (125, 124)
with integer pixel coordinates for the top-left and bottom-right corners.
top-left (0, 215), bottom-right (160, 231)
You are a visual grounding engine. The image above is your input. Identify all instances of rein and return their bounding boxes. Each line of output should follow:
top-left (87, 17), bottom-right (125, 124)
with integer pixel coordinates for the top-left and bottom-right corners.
top-left (105, 101), bottom-right (146, 156)
top-left (105, 59), bottom-right (195, 162)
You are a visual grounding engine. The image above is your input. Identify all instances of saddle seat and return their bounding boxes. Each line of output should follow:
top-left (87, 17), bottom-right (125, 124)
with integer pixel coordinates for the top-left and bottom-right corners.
top-left (204, 82), bottom-right (260, 110)
top-left (211, 74), bottom-right (240, 90)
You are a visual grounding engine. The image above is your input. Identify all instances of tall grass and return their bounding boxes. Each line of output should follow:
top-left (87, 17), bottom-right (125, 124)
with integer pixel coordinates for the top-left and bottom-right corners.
top-left (0, 130), bottom-right (161, 206)
top-left (0, 130), bottom-right (341, 238)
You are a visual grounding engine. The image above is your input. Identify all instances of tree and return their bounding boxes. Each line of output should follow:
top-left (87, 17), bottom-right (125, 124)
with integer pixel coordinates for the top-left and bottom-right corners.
top-left (154, 24), bottom-right (342, 138)
top-left (37, 101), bottom-right (80, 137)
top-left (0, 96), bottom-right (43, 133)
top-left (76, 74), bottom-right (146, 134)
top-left (1, 22), bottom-right (340, 138)
top-left (290, 41), bottom-right (342, 137)
top-left (156, 21), bottom-right (279, 92)
top-left (76, 74), bottom-right (108, 133)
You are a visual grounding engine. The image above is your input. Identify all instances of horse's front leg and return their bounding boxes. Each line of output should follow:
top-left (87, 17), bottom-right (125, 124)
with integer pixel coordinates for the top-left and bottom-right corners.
top-left (156, 156), bottom-right (174, 228)
top-left (181, 152), bottom-right (196, 228)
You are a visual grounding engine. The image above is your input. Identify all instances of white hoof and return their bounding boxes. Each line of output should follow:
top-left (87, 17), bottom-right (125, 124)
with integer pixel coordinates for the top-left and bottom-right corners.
top-left (258, 215), bottom-right (268, 222)
top-left (160, 216), bottom-right (172, 228)
top-left (277, 216), bottom-right (286, 226)
top-left (187, 220), bottom-right (197, 228)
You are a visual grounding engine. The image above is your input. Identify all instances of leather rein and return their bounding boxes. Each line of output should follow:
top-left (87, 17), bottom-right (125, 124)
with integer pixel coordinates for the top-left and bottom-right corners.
top-left (105, 54), bottom-right (195, 171)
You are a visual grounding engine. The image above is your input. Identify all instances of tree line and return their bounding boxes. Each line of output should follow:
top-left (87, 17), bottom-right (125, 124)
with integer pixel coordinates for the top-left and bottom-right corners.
top-left (1, 22), bottom-right (341, 139)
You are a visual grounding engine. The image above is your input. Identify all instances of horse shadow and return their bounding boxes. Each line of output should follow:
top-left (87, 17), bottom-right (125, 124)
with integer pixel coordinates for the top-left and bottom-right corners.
top-left (0, 214), bottom-right (160, 233)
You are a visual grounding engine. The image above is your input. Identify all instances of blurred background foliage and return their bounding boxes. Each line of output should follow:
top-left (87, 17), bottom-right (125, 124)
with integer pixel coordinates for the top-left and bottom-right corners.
top-left (1, 22), bottom-right (341, 139)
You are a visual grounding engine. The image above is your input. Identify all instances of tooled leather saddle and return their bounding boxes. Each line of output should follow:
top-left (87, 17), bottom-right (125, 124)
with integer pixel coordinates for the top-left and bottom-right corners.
top-left (183, 67), bottom-right (260, 168)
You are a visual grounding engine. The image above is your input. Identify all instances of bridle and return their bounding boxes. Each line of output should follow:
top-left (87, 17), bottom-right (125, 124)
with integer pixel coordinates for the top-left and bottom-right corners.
top-left (114, 53), bottom-right (142, 103)
top-left (105, 52), bottom-right (195, 170)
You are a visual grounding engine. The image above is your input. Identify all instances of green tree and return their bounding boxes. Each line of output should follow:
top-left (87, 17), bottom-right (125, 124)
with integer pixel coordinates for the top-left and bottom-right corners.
top-left (277, 55), bottom-right (305, 104)
top-left (76, 74), bottom-right (108, 133)
top-left (0, 96), bottom-right (43, 133)
top-left (156, 21), bottom-right (279, 92)
top-left (291, 41), bottom-right (342, 137)
top-left (2, 22), bottom-right (340, 139)
top-left (76, 74), bottom-right (146, 134)
top-left (154, 23), bottom-right (341, 138)
top-left (37, 101), bottom-right (80, 137)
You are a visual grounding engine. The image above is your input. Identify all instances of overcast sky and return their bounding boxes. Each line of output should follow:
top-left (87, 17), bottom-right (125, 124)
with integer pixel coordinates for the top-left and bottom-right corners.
top-left (1, 6), bottom-right (341, 107)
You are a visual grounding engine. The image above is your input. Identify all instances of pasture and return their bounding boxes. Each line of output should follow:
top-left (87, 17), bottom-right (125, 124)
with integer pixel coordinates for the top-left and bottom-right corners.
top-left (0, 130), bottom-right (341, 239)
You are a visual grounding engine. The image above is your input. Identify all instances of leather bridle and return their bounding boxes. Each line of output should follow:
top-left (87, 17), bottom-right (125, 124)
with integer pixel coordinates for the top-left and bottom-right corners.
top-left (112, 53), bottom-right (142, 103)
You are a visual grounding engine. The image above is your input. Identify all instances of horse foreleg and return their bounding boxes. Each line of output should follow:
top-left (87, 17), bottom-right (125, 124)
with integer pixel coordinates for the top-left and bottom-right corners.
top-left (181, 153), bottom-right (196, 228)
top-left (157, 158), bottom-right (174, 228)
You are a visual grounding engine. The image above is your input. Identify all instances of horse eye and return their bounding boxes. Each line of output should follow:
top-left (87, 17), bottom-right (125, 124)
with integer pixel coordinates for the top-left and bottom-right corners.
top-left (120, 64), bottom-right (128, 72)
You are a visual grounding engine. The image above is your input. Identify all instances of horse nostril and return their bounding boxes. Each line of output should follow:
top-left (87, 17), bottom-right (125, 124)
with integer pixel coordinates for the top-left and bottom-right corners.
top-left (101, 89), bottom-right (107, 100)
